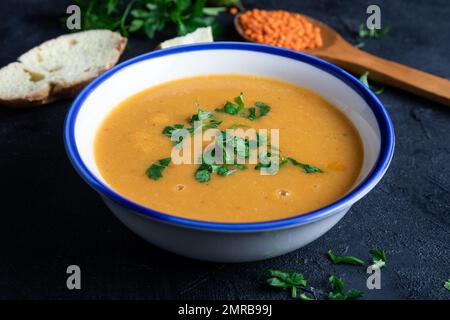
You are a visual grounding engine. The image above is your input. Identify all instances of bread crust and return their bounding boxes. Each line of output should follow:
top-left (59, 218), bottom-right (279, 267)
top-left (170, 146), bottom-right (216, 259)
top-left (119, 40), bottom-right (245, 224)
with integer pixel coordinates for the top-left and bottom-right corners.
top-left (0, 32), bottom-right (127, 108)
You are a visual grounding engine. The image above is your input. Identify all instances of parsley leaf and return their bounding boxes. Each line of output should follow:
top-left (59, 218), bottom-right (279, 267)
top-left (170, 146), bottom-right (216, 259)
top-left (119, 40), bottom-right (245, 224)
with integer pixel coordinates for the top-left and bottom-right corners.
top-left (145, 157), bottom-right (171, 180)
top-left (359, 71), bottom-right (384, 95)
top-left (328, 275), bottom-right (363, 300)
top-left (299, 293), bottom-right (314, 300)
top-left (195, 164), bottom-right (212, 183)
top-left (358, 24), bottom-right (390, 39)
top-left (216, 93), bottom-right (270, 120)
top-left (287, 157), bottom-right (322, 173)
top-left (327, 249), bottom-right (365, 266)
top-left (194, 131), bottom-right (249, 183)
top-left (370, 248), bottom-right (387, 269)
top-left (444, 279), bottom-right (450, 291)
top-left (265, 269), bottom-right (307, 298)
top-left (234, 92), bottom-right (245, 114)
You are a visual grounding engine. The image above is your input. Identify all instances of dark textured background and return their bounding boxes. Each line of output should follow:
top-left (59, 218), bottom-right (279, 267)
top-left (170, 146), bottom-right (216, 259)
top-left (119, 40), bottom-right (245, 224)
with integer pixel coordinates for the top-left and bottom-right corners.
top-left (0, 0), bottom-right (449, 300)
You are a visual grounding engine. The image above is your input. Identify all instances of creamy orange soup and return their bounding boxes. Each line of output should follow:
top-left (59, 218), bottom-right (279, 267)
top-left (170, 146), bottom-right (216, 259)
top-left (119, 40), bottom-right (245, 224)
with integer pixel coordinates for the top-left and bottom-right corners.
top-left (95, 75), bottom-right (363, 223)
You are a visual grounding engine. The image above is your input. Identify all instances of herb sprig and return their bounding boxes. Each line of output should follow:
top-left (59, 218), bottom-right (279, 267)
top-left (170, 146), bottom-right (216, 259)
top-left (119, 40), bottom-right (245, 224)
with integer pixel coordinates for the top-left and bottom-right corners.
top-left (72, 0), bottom-right (225, 39)
top-left (265, 269), bottom-right (307, 298)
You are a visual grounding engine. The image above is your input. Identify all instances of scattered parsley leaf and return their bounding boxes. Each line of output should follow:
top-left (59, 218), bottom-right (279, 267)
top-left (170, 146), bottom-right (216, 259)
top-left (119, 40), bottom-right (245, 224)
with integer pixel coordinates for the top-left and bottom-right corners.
top-left (370, 248), bottom-right (387, 269)
top-left (444, 279), bottom-right (450, 291)
top-left (288, 157), bottom-right (322, 173)
top-left (265, 269), bottom-right (307, 298)
top-left (145, 157), bottom-right (171, 180)
top-left (327, 249), bottom-right (365, 266)
top-left (328, 275), bottom-right (363, 300)
top-left (358, 24), bottom-right (390, 39)
top-left (359, 71), bottom-right (384, 95)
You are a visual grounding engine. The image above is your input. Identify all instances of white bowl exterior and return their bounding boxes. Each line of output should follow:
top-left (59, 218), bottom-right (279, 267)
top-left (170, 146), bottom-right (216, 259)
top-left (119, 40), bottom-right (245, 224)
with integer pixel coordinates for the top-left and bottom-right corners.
top-left (70, 47), bottom-right (385, 262)
top-left (103, 197), bottom-right (350, 262)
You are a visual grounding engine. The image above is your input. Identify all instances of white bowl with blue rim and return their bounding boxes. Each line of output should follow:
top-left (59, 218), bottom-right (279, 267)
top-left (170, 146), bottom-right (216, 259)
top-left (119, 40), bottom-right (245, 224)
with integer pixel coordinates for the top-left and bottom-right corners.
top-left (64, 42), bottom-right (394, 263)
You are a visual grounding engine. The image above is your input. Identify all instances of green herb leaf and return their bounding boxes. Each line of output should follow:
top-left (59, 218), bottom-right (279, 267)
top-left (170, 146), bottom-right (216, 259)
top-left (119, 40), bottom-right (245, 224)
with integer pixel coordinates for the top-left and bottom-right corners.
top-left (359, 71), bottom-right (384, 95)
top-left (328, 275), bottom-right (363, 300)
top-left (299, 293), bottom-right (314, 300)
top-left (327, 249), bottom-right (365, 266)
top-left (216, 165), bottom-right (237, 176)
top-left (255, 101), bottom-right (271, 117)
top-left (234, 92), bottom-right (245, 114)
top-left (145, 157), bottom-right (171, 180)
top-left (247, 107), bottom-right (257, 121)
top-left (288, 157), bottom-right (322, 173)
top-left (444, 279), bottom-right (450, 291)
top-left (358, 24), bottom-right (390, 39)
top-left (195, 164), bottom-right (212, 183)
top-left (216, 93), bottom-right (270, 120)
top-left (265, 269), bottom-right (307, 298)
top-left (370, 248), bottom-right (387, 269)
top-left (216, 101), bottom-right (239, 115)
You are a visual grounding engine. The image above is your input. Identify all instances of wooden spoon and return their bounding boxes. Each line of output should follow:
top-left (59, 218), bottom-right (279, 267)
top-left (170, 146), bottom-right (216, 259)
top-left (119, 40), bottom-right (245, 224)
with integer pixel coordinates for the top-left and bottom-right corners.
top-left (235, 13), bottom-right (450, 106)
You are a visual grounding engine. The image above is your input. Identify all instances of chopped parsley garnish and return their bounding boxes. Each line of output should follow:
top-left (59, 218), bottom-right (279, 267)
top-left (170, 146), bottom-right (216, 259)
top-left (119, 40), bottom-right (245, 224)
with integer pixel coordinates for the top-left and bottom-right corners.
top-left (288, 157), bottom-right (323, 173)
top-left (189, 108), bottom-right (222, 129)
top-left (370, 248), bottom-right (387, 269)
top-left (265, 269), bottom-right (307, 298)
top-left (327, 249), bottom-right (365, 266)
top-left (359, 71), bottom-right (384, 95)
top-left (444, 279), bottom-right (450, 291)
top-left (328, 275), bottom-right (363, 300)
top-left (358, 24), bottom-right (390, 39)
top-left (145, 157), bottom-right (171, 180)
top-left (194, 131), bottom-right (250, 183)
top-left (149, 93), bottom-right (320, 182)
top-left (216, 93), bottom-right (271, 120)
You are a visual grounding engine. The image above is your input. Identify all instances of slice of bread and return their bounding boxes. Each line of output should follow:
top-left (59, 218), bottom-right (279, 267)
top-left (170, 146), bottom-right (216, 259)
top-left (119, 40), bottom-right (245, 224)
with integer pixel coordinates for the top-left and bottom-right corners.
top-left (0, 30), bottom-right (127, 107)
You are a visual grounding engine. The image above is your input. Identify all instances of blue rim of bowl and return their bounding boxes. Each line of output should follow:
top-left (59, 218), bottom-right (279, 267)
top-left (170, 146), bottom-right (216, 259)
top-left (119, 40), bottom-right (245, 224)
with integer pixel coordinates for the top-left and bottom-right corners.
top-left (64, 42), bottom-right (395, 232)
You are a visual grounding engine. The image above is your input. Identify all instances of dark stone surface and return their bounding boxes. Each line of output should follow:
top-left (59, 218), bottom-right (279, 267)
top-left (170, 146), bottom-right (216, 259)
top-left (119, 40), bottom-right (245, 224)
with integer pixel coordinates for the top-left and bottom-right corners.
top-left (0, 0), bottom-right (449, 300)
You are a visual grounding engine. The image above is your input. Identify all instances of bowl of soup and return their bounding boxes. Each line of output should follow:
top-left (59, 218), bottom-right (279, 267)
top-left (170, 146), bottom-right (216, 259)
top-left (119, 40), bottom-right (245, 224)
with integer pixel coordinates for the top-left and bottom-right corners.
top-left (64, 42), bottom-right (394, 262)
